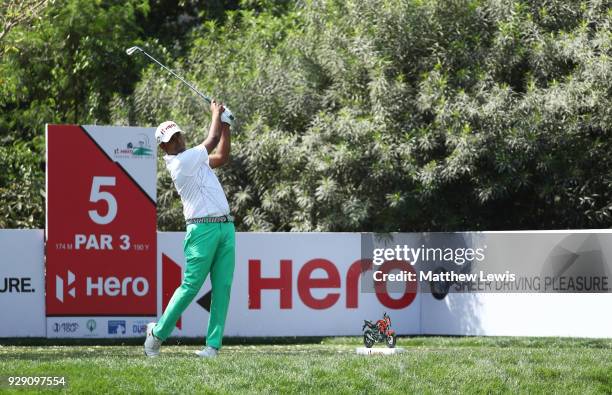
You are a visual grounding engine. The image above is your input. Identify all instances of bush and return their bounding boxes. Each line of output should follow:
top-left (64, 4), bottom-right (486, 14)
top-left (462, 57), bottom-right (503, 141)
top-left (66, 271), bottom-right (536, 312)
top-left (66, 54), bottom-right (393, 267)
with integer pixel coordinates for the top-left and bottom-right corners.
top-left (130, 0), bottom-right (611, 231)
top-left (0, 138), bottom-right (45, 228)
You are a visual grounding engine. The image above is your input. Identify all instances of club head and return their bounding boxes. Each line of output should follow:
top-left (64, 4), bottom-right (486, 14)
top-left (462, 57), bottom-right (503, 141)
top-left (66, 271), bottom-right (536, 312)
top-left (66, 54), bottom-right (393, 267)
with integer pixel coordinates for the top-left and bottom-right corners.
top-left (125, 46), bottom-right (142, 56)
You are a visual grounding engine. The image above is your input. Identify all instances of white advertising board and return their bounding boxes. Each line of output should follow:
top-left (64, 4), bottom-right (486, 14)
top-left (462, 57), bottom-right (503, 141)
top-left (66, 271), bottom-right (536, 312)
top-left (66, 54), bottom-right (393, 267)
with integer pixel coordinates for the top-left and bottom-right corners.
top-left (1, 229), bottom-right (612, 339)
top-left (0, 229), bottom-right (46, 337)
top-left (422, 293), bottom-right (612, 338)
top-left (419, 231), bottom-right (612, 338)
top-left (158, 232), bottom-right (421, 338)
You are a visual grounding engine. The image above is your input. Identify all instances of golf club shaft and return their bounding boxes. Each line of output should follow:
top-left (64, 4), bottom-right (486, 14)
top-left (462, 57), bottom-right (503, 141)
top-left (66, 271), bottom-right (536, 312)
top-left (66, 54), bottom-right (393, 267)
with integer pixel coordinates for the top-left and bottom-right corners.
top-left (139, 50), bottom-right (212, 105)
top-left (127, 46), bottom-right (235, 126)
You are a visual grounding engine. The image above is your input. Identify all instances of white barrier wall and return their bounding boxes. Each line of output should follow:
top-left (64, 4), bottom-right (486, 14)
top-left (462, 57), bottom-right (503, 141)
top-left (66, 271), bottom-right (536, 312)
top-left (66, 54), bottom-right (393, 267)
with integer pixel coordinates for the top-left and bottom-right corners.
top-left (0, 229), bottom-right (46, 337)
top-left (1, 229), bottom-right (611, 338)
top-left (422, 293), bottom-right (612, 338)
top-left (158, 232), bottom-right (421, 337)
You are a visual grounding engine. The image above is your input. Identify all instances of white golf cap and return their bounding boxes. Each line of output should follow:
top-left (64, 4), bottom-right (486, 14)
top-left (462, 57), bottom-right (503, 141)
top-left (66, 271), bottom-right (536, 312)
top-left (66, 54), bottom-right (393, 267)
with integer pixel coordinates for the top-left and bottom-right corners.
top-left (155, 121), bottom-right (184, 145)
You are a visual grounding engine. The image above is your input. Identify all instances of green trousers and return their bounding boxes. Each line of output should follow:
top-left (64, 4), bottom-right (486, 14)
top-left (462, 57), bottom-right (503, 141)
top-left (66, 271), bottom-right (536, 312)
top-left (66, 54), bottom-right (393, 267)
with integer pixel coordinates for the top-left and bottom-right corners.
top-left (153, 222), bottom-right (235, 349)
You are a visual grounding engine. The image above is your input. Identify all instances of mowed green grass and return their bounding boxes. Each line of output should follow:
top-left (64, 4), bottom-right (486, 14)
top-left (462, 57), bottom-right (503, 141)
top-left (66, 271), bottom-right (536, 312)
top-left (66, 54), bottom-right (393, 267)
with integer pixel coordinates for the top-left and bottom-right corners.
top-left (1, 337), bottom-right (611, 394)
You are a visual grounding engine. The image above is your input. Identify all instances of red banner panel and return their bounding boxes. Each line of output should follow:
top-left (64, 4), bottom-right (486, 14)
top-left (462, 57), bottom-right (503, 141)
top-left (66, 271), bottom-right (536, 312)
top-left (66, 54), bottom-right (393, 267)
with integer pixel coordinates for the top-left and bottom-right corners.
top-left (46, 125), bottom-right (157, 316)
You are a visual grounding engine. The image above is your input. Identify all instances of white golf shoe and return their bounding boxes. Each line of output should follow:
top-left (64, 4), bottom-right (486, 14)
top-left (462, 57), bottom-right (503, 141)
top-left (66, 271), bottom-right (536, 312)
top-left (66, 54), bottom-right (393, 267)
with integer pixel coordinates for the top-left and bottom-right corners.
top-left (144, 322), bottom-right (162, 357)
top-left (194, 346), bottom-right (218, 358)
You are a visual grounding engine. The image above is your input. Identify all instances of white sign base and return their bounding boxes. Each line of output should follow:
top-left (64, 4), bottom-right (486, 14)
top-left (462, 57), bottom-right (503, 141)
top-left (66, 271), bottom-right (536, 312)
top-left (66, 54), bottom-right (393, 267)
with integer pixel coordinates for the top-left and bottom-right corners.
top-left (46, 317), bottom-right (156, 338)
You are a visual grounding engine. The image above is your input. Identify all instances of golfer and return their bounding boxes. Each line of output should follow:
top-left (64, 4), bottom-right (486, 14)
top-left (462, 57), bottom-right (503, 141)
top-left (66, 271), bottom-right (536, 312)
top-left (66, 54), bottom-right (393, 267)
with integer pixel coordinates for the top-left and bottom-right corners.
top-left (145, 100), bottom-right (235, 358)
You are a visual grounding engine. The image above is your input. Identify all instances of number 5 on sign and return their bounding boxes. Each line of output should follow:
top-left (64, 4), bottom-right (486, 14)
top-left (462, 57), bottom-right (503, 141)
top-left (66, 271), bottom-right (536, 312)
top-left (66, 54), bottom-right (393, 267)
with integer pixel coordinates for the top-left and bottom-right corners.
top-left (88, 176), bottom-right (117, 225)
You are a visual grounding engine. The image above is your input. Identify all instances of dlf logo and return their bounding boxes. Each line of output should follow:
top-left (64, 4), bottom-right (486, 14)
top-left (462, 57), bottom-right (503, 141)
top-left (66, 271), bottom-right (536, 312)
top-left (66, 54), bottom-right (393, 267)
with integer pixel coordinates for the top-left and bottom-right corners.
top-left (56, 270), bottom-right (76, 302)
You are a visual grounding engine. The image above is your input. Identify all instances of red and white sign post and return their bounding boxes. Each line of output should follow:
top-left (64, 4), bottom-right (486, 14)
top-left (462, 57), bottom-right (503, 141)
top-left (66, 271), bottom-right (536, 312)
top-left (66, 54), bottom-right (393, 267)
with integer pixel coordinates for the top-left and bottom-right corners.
top-left (46, 124), bottom-right (157, 337)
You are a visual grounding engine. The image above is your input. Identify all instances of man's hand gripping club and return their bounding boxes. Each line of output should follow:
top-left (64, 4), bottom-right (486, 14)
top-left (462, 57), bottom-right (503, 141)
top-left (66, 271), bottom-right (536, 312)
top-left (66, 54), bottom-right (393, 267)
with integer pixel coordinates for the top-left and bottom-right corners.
top-left (202, 99), bottom-right (231, 169)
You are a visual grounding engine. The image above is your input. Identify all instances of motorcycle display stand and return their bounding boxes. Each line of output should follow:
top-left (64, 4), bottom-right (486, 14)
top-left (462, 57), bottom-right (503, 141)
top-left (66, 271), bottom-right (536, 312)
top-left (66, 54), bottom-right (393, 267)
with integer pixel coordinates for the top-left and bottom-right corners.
top-left (355, 347), bottom-right (405, 355)
top-left (361, 313), bottom-right (398, 350)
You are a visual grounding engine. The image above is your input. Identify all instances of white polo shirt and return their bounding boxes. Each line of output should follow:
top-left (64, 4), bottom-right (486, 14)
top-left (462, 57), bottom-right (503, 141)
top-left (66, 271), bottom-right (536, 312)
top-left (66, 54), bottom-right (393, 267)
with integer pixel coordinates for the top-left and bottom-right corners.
top-left (164, 145), bottom-right (230, 220)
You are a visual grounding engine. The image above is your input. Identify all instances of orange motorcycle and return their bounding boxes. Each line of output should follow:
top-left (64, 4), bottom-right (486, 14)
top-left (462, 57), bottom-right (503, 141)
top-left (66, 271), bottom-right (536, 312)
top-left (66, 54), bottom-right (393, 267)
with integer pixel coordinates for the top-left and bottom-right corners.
top-left (362, 312), bottom-right (396, 348)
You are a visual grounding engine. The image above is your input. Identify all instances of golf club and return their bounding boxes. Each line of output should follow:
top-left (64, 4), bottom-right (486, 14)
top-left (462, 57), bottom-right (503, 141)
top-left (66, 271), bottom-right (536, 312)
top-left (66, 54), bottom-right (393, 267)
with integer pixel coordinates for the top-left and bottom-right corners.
top-left (126, 46), bottom-right (235, 127)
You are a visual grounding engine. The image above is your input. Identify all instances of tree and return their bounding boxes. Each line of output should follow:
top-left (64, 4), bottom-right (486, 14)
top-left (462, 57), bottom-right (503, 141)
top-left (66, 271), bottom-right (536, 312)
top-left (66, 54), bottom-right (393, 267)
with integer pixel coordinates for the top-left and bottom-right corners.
top-left (130, 0), bottom-right (611, 232)
top-left (0, 0), bottom-right (52, 53)
top-left (0, 0), bottom-right (149, 228)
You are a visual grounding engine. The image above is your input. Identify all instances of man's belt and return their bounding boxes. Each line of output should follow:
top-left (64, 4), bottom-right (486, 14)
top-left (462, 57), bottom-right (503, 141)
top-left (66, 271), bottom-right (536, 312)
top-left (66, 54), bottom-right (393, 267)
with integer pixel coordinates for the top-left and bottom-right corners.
top-left (186, 215), bottom-right (234, 225)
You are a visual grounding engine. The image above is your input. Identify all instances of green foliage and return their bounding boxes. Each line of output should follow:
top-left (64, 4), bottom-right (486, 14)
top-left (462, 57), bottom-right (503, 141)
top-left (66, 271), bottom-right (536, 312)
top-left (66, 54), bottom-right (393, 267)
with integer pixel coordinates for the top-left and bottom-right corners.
top-left (0, 138), bottom-right (45, 228)
top-left (1, 0), bottom-right (611, 231)
top-left (0, 0), bottom-right (152, 228)
top-left (1, 0), bottom-right (148, 137)
top-left (130, 0), bottom-right (611, 231)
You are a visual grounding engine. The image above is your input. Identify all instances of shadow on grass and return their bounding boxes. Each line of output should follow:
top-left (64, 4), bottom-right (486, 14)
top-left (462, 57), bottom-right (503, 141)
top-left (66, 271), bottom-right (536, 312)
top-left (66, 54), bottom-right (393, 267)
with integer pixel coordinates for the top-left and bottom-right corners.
top-left (2, 336), bottom-right (611, 349)
top-left (0, 336), bottom-right (328, 347)
top-left (0, 347), bottom-right (354, 362)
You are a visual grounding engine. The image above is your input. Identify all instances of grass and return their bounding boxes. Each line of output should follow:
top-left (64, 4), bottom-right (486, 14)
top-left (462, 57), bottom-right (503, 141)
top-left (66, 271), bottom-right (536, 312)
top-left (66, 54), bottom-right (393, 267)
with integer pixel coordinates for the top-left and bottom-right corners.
top-left (0, 337), bottom-right (611, 394)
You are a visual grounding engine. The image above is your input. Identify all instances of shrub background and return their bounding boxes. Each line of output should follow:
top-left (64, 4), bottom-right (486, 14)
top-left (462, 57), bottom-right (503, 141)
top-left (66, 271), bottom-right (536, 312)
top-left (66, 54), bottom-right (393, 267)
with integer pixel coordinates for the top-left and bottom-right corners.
top-left (1, 0), bottom-right (610, 231)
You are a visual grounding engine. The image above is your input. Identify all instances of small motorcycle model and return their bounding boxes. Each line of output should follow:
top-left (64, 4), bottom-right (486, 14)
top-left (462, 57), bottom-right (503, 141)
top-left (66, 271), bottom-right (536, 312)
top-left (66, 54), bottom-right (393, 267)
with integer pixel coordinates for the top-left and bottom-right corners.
top-left (362, 312), bottom-right (396, 348)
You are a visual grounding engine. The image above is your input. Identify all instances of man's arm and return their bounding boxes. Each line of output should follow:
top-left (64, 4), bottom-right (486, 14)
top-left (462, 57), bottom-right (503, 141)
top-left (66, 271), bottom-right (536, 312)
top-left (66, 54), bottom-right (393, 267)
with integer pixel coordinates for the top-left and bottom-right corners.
top-left (209, 122), bottom-right (231, 168)
top-left (201, 100), bottom-right (224, 153)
